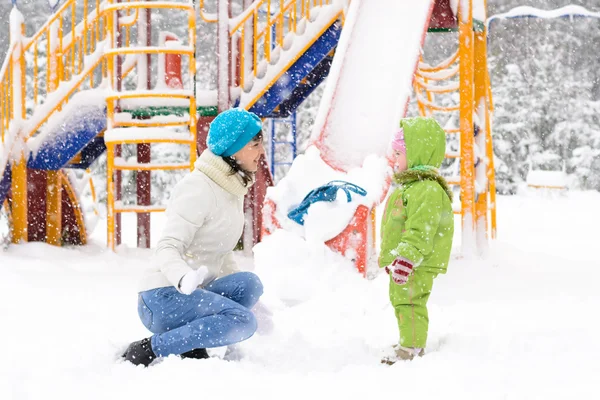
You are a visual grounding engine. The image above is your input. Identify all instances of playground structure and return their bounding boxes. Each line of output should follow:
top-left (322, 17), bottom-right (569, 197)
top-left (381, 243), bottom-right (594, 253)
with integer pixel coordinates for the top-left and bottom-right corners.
top-left (0, 0), bottom-right (496, 270)
top-left (263, 0), bottom-right (496, 273)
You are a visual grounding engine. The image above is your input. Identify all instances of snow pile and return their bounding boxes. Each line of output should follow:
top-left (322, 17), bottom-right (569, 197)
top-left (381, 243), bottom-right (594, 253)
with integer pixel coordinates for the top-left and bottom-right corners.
top-left (266, 145), bottom-right (390, 243)
top-left (253, 229), bottom-right (356, 304)
top-left (526, 169), bottom-right (567, 188)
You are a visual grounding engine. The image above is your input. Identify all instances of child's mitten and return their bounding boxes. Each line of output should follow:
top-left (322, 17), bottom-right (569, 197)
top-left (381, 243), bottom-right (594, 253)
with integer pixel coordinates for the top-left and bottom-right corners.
top-left (384, 257), bottom-right (414, 285)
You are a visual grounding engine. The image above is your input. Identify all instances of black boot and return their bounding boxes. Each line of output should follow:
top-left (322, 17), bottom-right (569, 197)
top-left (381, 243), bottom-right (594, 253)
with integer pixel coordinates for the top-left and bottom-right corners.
top-left (180, 348), bottom-right (210, 360)
top-left (122, 338), bottom-right (156, 367)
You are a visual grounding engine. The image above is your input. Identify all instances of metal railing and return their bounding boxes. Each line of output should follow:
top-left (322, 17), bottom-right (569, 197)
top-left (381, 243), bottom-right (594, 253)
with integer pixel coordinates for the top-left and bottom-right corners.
top-left (0, 42), bottom-right (17, 151)
top-left (21, 0), bottom-right (108, 138)
top-left (230, 0), bottom-right (336, 89)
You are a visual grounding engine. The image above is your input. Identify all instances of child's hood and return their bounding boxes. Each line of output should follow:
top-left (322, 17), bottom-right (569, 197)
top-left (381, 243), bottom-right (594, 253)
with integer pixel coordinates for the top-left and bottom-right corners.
top-left (400, 117), bottom-right (446, 169)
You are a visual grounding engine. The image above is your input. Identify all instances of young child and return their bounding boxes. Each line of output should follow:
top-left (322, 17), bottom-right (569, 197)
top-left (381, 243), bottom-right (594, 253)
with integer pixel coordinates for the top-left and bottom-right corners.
top-left (380, 117), bottom-right (454, 363)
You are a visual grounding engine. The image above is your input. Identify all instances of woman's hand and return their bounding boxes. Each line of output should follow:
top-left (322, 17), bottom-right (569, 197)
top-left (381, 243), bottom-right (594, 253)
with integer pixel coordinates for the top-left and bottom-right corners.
top-left (178, 266), bottom-right (209, 295)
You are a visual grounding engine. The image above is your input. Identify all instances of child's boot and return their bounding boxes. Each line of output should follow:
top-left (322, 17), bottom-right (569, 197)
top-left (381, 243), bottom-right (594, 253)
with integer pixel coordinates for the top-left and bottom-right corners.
top-left (381, 345), bottom-right (424, 364)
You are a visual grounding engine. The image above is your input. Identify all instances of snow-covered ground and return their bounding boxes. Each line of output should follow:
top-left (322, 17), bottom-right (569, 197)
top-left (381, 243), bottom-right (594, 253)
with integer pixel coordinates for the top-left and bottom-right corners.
top-left (1, 189), bottom-right (598, 399)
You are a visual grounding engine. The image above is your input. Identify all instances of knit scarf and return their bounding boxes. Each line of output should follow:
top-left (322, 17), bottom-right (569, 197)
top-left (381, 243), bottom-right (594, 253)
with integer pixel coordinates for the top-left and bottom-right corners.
top-left (194, 150), bottom-right (251, 197)
top-left (394, 165), bottom-right (454, 202)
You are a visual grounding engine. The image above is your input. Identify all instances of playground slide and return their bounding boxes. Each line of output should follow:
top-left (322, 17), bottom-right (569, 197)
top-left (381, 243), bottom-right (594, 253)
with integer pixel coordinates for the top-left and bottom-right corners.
top-left (27, 90), bottom-right (107, 170)
top-left (312, 0), bottom-right (436, 172)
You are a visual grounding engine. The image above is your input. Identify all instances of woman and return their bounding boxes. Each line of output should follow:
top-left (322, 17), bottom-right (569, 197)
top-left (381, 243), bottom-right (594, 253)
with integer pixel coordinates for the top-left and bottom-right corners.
top-left (122, 108), bottom-right (265, 367)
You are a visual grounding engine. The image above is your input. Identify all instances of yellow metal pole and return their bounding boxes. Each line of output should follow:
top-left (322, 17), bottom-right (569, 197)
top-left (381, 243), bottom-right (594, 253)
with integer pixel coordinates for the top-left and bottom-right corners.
top-left (10, 13), bottom-right (27, 244)
top-left (46, 171), bottom-right (62, 246)
top-left (459, 0), bottom-right (475, 254)
top-left (57, 19), bottom-right (64, 93)
top-left (11, 159), bottom-right (27, 244)
top-left (107, 2), bottom-right (115, 89)
top-left (106, 1), bottom-right (116, 250)
top-left (481, 0), bottom-right (497, 240)
top-left (83, 0), bottom-right (88, 56)
top-left (486, 70), bottom-right (497, 240)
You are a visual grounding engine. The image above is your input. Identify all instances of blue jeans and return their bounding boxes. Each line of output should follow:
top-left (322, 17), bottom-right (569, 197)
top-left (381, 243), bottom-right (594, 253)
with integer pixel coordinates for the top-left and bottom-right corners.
top-left (138, 271), bottom-right (263, 357)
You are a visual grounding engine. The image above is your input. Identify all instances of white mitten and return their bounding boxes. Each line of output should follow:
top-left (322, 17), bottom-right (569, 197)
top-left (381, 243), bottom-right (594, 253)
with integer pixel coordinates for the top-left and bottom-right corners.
top-left (178, 266), bottom-right (209, 295)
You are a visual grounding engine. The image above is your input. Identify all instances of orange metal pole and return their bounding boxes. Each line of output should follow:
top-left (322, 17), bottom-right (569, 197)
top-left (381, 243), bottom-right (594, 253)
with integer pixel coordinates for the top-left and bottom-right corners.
top-left (474, 28), bottom-right (488, 250)
top-left (106, 143), bottom-right (115, 250)
top-left (481, 0), bottom-right (497, 240)
top-left (459, 0), bottom-right (475, 254)
top-left (11, 158), bottom-right (27, 244)
top-left (486, 70), bottom-right (497, 240)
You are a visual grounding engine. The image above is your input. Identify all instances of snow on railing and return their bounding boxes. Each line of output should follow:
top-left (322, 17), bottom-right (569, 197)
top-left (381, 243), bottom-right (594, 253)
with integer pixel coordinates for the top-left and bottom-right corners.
top-left (0, 42), bottom-right (17, 161)
top-left (21, 0), bottom-right (109, 138)
top-left (229, 0), bottom-right (342, 91)
top-left (0, 8), bottom-right (25, 180)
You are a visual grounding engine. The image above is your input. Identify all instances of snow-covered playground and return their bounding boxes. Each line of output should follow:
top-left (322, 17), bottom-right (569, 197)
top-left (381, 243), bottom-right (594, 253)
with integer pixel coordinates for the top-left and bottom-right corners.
top-left (1, 0), bottom-right (600, 398)
top-left (1, 190), bottom-right (598, 399)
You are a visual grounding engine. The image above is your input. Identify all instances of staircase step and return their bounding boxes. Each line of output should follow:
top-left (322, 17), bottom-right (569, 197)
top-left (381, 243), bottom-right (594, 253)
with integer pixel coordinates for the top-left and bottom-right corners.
top-left (104, 127), bottom-right (194, 144)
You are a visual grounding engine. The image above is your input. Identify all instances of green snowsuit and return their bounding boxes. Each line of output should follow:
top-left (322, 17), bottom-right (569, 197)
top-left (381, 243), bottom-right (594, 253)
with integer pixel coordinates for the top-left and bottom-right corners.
top-left (379, 117), bottom-right (454, 349)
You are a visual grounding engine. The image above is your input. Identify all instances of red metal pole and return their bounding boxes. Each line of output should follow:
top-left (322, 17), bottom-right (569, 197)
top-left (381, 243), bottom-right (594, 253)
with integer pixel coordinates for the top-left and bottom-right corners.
top-left (137, 7), bottom-right (152, 248)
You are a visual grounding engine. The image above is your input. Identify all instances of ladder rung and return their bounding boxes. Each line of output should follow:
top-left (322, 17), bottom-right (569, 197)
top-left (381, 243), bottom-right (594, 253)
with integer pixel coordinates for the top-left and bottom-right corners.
top-left (105, 46), bottom-right (194, 57)
top-left (104, 1), bottom-right (195, 12)
top-left (113, 204), bottom-right (167, 213)
top-left (108, 89), bottom-right (194, 102)
top-left (104, 127), bottom-right (194, 144)
top-left (114, 112), bottom-right (191, 128)
top-left (115, 121), bottom-right (190, 128)
top-left (445, 151), bottom-right (460, 158)
top-left (113, 159), bottom-right (191, 171)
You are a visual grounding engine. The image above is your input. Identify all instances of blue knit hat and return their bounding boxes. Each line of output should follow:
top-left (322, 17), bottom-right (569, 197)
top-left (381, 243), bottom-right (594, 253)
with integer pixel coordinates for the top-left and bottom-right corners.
top-left (207, 108), bottom-right (262, 157)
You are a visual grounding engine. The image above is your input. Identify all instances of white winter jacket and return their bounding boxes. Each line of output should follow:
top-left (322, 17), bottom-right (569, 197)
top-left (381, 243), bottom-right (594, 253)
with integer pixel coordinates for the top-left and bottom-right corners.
top-left (138, 150), bottom-right (250, 293)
